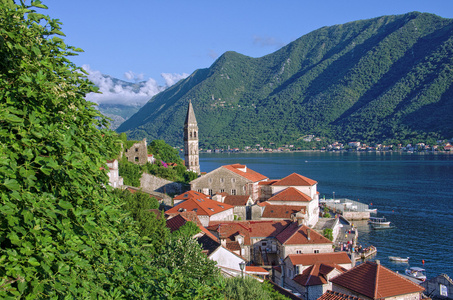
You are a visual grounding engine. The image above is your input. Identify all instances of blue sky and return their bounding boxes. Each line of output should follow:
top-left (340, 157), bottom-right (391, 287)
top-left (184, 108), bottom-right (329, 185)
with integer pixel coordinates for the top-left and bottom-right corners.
top-left (43, 0), bottom-right (453, 105)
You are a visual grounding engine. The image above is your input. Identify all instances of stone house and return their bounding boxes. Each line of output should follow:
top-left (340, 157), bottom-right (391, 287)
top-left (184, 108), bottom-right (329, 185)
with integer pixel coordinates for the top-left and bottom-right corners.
top-left (106, 159), bottom-right (123, 188)
top-left (330, 261), bottom-right (425, 299)
top-left (273, 252), bottom-right (353, 299)
top-left (206, 220), bottom-right (293, 264)
top-left (165, 196), bottom-right (234, 226)
top-left (212, 193), bottom-right (254, 220)
top-left (166, 214), bottom-right (247, 277)
top-left (276, 222), bottom-right (333, 259)
top-left (190, 164), bottom-right (269, 201)
top-left (420, 273), bottom-right (453, 299)
top-left (259, 173), bottom-right (320, 227)
top-left (124, 138), bottom-right (148, 165)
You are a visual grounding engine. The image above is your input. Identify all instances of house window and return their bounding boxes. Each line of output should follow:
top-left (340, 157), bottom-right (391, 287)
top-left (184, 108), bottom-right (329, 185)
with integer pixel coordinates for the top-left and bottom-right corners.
top-left (209, 178), bottom-right (213, 183)
top-left (209, 189), bottom-right (213, 196)
top-left (197, 189), bottom-right (202, 193)
top-left (231, 178), bottom-right (236, 183)
top-left (314, 249), bottom-right (320, 254)
top-left (135, 157), bottom-right (139, 162)
top-left (296, 250), bottom-right (302, 254)
top-left (231, 189), bottom-right (237, 195)
top-left (135, 148), bottom-right (138, 152)
top-left (220, 178), bottom-right (224, 183)
top-left (194, 131), bottom-right (197, 138)
top-left (295, 265), bottom-right (300, 274)
top-left (220, 189), bottom-right (225, 193)
top-left (262, 241), bottom-right (267, 247)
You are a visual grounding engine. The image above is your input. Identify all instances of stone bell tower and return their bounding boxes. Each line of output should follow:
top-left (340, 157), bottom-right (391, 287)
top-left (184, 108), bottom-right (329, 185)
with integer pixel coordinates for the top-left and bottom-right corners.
top-left (184, 100), bottom-right (200, 174)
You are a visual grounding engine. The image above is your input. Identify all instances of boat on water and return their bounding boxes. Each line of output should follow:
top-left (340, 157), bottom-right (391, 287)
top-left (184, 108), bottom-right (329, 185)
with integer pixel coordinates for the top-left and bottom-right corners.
top-left (368, 216), bottom-right (391, 226)
top-left (371, 223), bottom-right (396, 230)
top-left (389, 256), bottom-right (409, 262)
top-left (405, 267), bottom-right (427, 281)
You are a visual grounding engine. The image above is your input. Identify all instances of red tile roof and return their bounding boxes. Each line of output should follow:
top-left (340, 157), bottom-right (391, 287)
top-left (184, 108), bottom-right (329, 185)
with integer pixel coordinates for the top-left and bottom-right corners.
top-left (268, 187), bottom-right (312, 202)
top-left (293, 263), bottom-right (342, 286)
top-left (222, 164), bottom-right (268, 182)
top-left (261, 205), bottom-right (306, 219)
top-left (272, 173), bottom-right (317, 186)
top-left (245, 266), bottom-right (269, 275)
top-left (318, 290), bottom-right (365, 300)
top-left (165, 211), bottom-right (203, 227)
top-left (207, 220), bottom-right (292, 246)
top-left (223, 195), bottom-right (251, 206)
top-left (259, 180), bottom-right (279, 186)
top-left (330, 261), bottom-right (425, 298)
top-left (166, 198), bottom-right (233, 217)
top-left (276, 224), bottom-right (332, 245)
top-left (287, 252), bottom-right (352, 266)
top-left (166, 214), bottom-right (188, 233)
top-left (173, 190), bottom-right (210, 201)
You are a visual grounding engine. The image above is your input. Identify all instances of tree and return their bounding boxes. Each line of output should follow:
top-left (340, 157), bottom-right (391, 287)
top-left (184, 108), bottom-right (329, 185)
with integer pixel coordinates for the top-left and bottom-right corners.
top-left (0, 2), bottom-right (185, 298)
top-left (148, 139), bottom-right (182, 163)
top-left (221, 277), bottom-right (290, 300)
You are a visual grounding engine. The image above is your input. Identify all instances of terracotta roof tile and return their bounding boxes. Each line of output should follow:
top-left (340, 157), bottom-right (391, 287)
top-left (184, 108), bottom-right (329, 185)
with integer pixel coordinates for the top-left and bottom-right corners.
top-left (272, 173), bottom-right (317, 186)
top-left (268, 187), bottom-right (312, 202)
top-left (318, 290), bottom-right (365, 300)
top-left (288, 252), bottom-right (352, 266)
top-left (245, 266), bottom-right (269, 275)
top-left (222, 164), bottom-right (268, 182)
top-left (173, 190), bottom-right (210, 201)
top-left (166, 214), bottom-right (188, 233)
top-left (261, 205), bottom-right (306, 219)
top-left (276, 224), bottom-right (332, 245)
top-left (330, 261), bottom-right (425, 298)
top-left (207, 220), bottom-right (292, 246)
top-left (293, 263), bottom-right (347, 286)
top-left (166, 198), bottom-right (233, 217)
top-left (223, 195), bottom-right (251, 206)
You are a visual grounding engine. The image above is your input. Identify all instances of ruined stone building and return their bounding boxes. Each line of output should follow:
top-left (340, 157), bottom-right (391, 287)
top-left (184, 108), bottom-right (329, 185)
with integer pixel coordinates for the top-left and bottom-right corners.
top-left (124, 138), bottom-right (148, 165)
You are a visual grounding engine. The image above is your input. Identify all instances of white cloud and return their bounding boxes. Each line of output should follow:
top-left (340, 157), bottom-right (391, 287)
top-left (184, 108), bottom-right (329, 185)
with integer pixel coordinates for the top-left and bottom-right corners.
top-left (161, 72), bottom-right (190, 87)
top-left (253, 35), bottom-right (285, 48)
top-left (82, 65), bottom-right (189, 106)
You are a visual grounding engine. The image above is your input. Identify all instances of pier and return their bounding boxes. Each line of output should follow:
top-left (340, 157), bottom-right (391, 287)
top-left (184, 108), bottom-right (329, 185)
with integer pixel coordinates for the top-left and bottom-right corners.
top-left (320, 198), bottom-right (374, 220)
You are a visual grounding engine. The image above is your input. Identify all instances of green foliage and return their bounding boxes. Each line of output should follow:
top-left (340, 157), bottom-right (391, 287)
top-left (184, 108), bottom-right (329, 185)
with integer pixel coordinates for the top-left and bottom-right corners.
top-left (118, 156), bottom-right (142, 186)
top-left (117, 12), bottom-right (453, 147)
top-left (221, 277), bottom-right (290, 300)
top-left (149, 139), bottom-right (182, 163)
top-left (0, 3), bottom-right (222, 298)
top-left (0, 2), bottom-right (159, 297)
top-left (171, 221), bottom-right (201, 238)
top-left (153, 236), bottom-right (220, 284)
top-left (323, 228), bottom-right (334, 241)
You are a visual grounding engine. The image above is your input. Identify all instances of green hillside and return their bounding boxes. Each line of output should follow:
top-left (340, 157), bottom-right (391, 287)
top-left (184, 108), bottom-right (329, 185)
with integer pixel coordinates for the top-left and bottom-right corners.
top-left (117, 12), bottom-right (453, 148)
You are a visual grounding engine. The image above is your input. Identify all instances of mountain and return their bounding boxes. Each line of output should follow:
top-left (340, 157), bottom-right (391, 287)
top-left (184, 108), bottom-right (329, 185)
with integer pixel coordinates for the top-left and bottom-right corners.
top-left (116, 12), bottom-right (453, 148)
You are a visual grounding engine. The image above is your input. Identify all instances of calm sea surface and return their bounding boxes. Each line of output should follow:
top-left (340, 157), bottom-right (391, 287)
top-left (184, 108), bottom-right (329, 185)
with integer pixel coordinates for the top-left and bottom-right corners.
top-left (199, 151), bottom-right (453, 279)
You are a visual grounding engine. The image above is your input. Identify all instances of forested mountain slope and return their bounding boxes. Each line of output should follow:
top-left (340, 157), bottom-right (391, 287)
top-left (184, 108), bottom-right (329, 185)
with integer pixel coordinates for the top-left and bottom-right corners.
top-left (117, 12), bottom-right (453, 148)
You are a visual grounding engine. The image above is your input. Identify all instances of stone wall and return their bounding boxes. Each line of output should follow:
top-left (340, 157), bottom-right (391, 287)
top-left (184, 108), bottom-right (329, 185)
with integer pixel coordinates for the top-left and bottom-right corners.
top-left (343, 211), bottom-right (370, 220)
top-left (140, 173), bottom-right (188, 198)
top-left (124, 138), bottom-right (148, 165)
top-left (191, 167), bottom-right (251, 198)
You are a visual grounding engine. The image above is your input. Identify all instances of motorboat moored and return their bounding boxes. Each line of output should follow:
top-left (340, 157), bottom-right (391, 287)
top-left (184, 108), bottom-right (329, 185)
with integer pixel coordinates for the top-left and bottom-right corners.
top-left (368, 216), bottom-right (391, 226)
top-left (405, 267), bottom-right (427, 281)
top-left (389, 256), bottom-right (409, 262)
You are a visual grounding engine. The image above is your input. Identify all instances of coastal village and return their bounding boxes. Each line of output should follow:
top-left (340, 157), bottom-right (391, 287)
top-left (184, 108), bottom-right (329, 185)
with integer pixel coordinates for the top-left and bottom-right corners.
top-left (107, 102), bottom-right (453, 300)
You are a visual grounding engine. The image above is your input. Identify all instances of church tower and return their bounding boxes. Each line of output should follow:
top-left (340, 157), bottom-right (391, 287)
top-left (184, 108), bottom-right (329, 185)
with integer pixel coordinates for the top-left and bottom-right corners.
top-left (184, 100), bottom-right (200, 174)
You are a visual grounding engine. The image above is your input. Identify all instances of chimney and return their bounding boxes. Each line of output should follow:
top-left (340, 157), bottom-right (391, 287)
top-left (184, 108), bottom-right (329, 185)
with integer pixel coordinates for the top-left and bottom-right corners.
top-left (375, 260), bottom-right (380, 265)
top-left (307, 228), bottom-right (311, 241)
top-left (297, 217), bottom-right (304, 226)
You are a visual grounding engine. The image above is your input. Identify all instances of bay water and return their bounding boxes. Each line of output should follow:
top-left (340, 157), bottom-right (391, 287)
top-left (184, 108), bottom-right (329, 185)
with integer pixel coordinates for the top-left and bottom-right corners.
top-left (199, 151), bottom-right (453, 279)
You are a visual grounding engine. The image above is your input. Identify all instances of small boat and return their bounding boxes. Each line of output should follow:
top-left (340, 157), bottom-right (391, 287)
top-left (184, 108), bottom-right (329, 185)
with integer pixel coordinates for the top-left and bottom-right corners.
top-left (365, 208), bottom-right (378, 213)
top-left (368, 216), bottom-right (391, 226)
top-left (389, 256), bottom-right (409, 262)
top-left (405, 267), bottom-right (427, 281)
top-left (371, 224), bottom-right (396, 230)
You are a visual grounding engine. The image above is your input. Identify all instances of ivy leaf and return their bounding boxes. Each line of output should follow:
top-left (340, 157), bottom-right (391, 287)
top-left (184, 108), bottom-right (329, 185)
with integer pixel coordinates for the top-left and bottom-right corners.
top-left (3, 179), bottom-right (20, 191)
